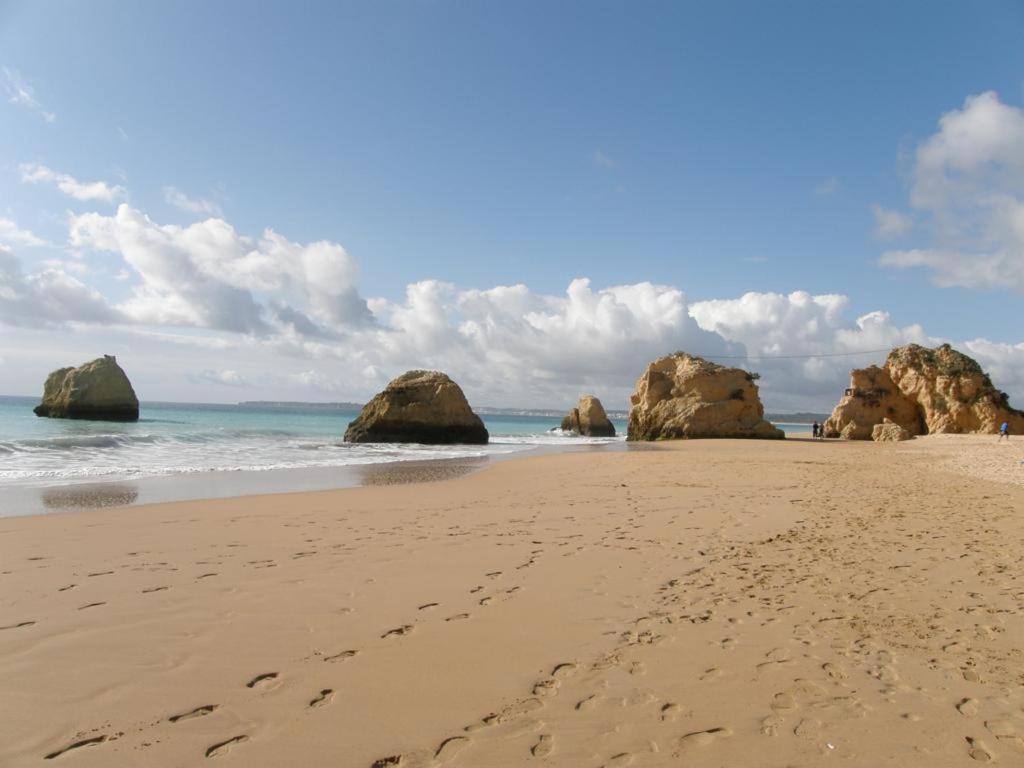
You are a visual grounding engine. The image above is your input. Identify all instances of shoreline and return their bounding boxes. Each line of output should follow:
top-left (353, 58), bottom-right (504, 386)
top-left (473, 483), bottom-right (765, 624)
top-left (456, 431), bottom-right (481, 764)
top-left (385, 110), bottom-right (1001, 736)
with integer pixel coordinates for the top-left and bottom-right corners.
top-left (1, 440), bottom-right (634, 519)
top-left (4, 437), bottom-right (1023, 767)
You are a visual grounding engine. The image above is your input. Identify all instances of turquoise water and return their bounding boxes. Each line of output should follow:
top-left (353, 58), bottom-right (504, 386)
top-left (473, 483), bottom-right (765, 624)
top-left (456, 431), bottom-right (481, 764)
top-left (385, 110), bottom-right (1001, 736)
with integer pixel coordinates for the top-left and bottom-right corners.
top-left (0, 396), bottom-right (624, 486)
top-left (0, 396), bottom-right (808, 488)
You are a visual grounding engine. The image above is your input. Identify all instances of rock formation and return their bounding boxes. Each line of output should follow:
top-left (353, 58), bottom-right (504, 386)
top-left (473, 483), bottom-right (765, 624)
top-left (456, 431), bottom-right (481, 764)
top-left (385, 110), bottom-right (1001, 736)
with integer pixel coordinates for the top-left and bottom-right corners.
top-left (823, 365), bottom-right (923, 440)
top-left (560, 395), bottom-right (616, 437)
top-left (33, 355), bottom-right (140, 421)
top-left (824, 344), bottom-right (1024, 439)
top-left (344, 370), bottom-right (489, 444)
top-left (872, 419), bottom-right (912, 442)
top-left (627, 353), bottom-right (784, 441)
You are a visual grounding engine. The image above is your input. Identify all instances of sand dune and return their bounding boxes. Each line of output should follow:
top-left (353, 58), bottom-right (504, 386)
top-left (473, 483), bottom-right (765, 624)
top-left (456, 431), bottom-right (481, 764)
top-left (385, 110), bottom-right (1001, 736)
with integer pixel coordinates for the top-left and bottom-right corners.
top-left (2, 437), bottom-right (1023, 766)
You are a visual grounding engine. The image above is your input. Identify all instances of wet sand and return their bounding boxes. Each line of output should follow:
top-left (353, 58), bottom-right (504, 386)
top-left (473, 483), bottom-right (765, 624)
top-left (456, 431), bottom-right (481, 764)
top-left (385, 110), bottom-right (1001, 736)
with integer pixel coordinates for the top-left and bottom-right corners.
top-left (2, 436), bottom-right (1023, 767)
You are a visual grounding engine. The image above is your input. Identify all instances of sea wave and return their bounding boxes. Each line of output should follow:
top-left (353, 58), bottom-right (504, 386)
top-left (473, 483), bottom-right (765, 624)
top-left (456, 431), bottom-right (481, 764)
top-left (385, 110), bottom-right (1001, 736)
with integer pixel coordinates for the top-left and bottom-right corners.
top-left (0, 413), bottom-right (629, 488)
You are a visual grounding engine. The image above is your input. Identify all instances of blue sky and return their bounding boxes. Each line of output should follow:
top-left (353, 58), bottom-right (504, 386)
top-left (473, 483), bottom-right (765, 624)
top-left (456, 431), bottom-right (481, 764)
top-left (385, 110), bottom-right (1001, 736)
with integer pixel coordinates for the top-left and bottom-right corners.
top-left (1, 1), bottom-right (1022, 409)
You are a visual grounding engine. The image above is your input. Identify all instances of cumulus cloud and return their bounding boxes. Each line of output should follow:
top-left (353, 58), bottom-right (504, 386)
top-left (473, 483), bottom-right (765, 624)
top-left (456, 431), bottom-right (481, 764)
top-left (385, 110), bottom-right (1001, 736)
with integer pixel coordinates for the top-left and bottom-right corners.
top-left (19, 163), bottom-right (126, 202)
top-left (163, 186), bottom-right (223, 217)
top-left (871, 204), bottom-right (913, 239)
top-left (689, 291), bottom-right (931, 409)
top-left (879, 91), bottom-right (1024, 292)
top-left (0, 217), bottom-right (48, 247)
top-left (2, 67), bottom-right (56, 122)
top-left (2, 200), bottom-right (1021, 410)
top-left (0, 245), bottom-right (121, 327)
top-left (69, 204), bottom-right (371, 335)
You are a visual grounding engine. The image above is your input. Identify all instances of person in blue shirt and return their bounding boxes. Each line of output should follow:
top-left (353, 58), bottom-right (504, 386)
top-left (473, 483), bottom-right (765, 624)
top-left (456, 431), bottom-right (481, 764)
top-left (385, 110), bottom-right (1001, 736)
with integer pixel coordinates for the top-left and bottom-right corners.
top-left (998, 421), bottom-right (1010, 441)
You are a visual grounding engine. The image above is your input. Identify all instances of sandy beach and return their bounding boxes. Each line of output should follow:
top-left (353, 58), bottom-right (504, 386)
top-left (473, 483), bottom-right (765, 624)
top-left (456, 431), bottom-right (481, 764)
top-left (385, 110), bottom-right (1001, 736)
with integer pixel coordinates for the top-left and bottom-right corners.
top-left (2, 437), bottom-right (1023, 767)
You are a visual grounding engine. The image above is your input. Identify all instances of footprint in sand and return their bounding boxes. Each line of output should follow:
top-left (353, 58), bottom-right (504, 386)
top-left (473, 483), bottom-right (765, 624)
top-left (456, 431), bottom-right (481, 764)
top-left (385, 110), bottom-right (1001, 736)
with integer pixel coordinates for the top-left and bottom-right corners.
top-left (531, 734), bottom-right (554, 757)
top-left (324, 649), bottom-right (358, 662)
top-left (169, 704), bottom-right (218, 723)
top-left (551, 662), bottom-right (577, 679)
top-left (435, 736), bottom-right (470, 759)
top-left (381, 625), bottom-right (414, 639)
top-left (142, 586), bottom-right (170, 593)
top-left (445, 613), bottom-right (470, 622)
top-left (603, 753), bottom-right (635, 766)
top-left (985, 719), bottom-right (1018, 739)
top-left (822, 662), bottom-right (848, 680)
top-left (205, 735), bottom-right (248, 758)
top-left (44, 735), bottom-right (108, 760)
top-left (677, 727), bottom-right (732, 751)
top-left (371, 756), bottom-right (402, 767)
top-left (576, 694), bottom-right (599, 711)
top-left (661, 703), bottom-right (682, 722)
top-left (418, 602), bottom-right (439, 611)
top-left (532, 679), bottom-right (560, 697)
top-left (770, 693), bottom-right (797, 711)
top-left (966, 736), bottom-right (993, 762)
top-left (760, 714), bottom-right (784, 736)
top-left (309, 689), bottom-right (334, 708)
top-left (957, 698), bottom-right (980, 717)
top-left (246, 673), bottom-right (279, 690)
top-left (78, 602), bottom-right (106, 610)
top-left (0, 620), bottom-right (36, 631)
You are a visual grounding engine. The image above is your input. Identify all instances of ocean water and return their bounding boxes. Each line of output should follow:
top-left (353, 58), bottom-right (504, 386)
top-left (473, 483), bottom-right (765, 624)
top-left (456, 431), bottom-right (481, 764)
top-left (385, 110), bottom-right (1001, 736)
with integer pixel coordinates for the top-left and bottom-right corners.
top-left (0, 395), bottom-right (810, 506)
top-left (0, 396), bottom-right (627, 488)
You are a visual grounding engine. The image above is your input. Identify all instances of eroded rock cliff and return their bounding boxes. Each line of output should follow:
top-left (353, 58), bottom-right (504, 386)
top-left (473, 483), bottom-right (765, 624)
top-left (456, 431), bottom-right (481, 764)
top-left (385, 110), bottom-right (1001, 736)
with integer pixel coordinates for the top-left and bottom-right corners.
top-left (561, 395), bottom-right (616, 437)
top-left (344, 370), bottom-right (489, 444)
top-left (825, 344), bottom-right (1024, 439)
top-left (33, 355), bottom-right (139, 421)
top-left (627, 353), bottom-right (783, 441)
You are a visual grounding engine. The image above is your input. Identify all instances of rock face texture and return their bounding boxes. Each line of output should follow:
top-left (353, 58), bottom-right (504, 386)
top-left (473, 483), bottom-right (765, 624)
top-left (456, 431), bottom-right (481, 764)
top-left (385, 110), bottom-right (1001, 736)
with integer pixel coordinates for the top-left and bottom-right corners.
top-left (627, 353), bottom-right (784, 441)
top-left (33, 355), bottom-right (140, 421)
top-left (824, 365), bottom-right (923, 440)
top-left (344, 370), bottom-right (488, 444)
top-left (872, 420), bottom-right (912, 442)
top-left (561, 395), bottom-right (616, 437)
top-left (825, 344), bottom-right (1024, 439)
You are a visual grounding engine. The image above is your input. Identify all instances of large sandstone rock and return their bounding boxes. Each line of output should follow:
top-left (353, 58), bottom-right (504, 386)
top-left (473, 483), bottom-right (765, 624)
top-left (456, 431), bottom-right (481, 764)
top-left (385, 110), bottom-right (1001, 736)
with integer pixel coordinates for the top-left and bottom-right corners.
top-left (822, 365), bottom-right (923, 439)
top-left (33, 355), bottom-right (139, 422)
top-left (872, 420), bottom-right (912, 442)
top-left (627, 353), bottom-right (784, 441)
top-left (344, 370), bottom-right (488, 444)
top-left (825, 344), bottom-right (1024, 439)
top-left (561, 395), bottom-right (616, 437)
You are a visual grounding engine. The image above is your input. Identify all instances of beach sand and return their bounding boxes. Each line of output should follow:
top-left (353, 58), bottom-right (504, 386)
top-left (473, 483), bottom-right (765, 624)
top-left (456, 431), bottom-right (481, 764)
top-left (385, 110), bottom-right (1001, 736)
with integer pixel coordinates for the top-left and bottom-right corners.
top-left (2, 437), bottom-right (1023, 767)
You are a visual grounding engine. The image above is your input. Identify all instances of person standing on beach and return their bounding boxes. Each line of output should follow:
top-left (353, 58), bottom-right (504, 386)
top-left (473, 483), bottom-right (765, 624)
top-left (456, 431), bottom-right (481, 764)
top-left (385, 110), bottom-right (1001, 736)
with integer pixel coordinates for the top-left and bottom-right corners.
top-left (999, 421), bottom-right (1010, 441)
top-left (812, 422), bottom-right (819, 440)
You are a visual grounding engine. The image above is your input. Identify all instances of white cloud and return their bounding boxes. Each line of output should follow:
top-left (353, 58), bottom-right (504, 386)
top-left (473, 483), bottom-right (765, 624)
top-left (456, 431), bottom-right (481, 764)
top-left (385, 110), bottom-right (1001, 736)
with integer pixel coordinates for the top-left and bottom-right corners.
top-left (2, 67), bottom-right (56, 123)
top-left (69, 204), bottom-right (370, 334)
top-left (879, 91), bottom-right (1024, 292)
top-left (163, 186), bottom-right (223, 217)
top-left (690, 291), bottom-right (930, 410)
top-left (0, 245), bottom-right (121, 327)
top-left (2, 201), bottom-right (1021, 410)
top-left (594, 149), bottom-right (616, 168)
top-left (0, 217), bottom-right (48, 247)
top-left (19, 163), bottom-right (126, 203)
top-left (871, 204), bottom-right (913, 239)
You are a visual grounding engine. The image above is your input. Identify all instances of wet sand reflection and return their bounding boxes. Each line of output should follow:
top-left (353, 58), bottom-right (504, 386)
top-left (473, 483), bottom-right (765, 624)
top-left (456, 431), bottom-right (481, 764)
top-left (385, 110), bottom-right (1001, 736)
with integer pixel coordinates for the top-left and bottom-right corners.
top-left (41, 484), bottom-right (140, 510)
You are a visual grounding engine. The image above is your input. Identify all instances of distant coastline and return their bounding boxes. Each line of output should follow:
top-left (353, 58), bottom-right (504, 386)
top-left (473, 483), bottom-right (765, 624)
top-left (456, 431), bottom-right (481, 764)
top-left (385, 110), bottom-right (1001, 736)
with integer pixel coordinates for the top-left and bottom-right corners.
top-left (237, 400), bottom-right (827, 423)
